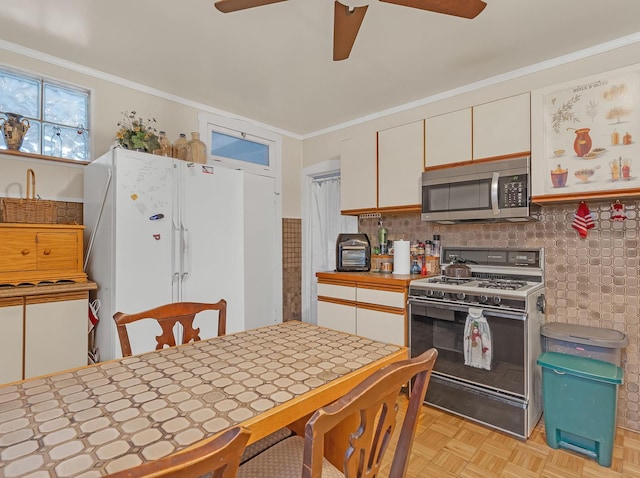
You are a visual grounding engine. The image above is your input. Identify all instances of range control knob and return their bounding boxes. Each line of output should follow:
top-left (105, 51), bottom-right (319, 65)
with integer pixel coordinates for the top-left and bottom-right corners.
top-left (492, 296), bottom-right (502, 305)
top-left (435, 290), bottom-right (445, 298)
top-left (479, 295), bottom-right (489, 303)
top-left (455, 292), bottom-right (466, 300)
top-left (426, 289), bottom-right (434, 297)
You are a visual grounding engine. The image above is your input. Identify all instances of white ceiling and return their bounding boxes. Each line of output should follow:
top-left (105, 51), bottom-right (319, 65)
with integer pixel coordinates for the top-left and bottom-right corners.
top-left (0, 0), bottom-right (639, 137)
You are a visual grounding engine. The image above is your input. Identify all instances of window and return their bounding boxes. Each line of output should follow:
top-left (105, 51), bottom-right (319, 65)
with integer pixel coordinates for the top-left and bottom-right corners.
top-left (202, 118), bottom-right (277, 178)
top-left (0, 67), bottom-right (90, 161)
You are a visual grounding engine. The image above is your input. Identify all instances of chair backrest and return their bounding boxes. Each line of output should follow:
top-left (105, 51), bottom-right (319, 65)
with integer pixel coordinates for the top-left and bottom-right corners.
top-left (303, 348), bottom-right (438, 478)
top-left (113, 300), bottom-right (227, 357)
top-left (105, 426), bottom-right (250, 478)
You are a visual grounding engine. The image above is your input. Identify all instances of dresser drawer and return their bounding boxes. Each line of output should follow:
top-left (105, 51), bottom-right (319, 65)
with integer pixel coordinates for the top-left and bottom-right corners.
top-left (0, 230), bottom-right (37, 273)
top-left (37, 231), bottom-right (80, 271)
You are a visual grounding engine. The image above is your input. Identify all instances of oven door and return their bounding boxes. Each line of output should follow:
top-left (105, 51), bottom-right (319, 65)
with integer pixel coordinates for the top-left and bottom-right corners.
top-left (410, 299), bottom-right (526, 397)
top-left (410, 299), bottom-right (530, 438)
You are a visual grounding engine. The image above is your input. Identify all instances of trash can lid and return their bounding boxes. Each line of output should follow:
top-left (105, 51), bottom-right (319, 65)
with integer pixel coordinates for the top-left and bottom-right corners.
top-left (537, 352), bottom-right (624, 384)
top-left (541, 323), bottom-right (628, 348)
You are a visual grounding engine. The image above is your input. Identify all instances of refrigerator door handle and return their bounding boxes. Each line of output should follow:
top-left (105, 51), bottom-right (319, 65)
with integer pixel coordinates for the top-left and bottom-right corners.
top-left (182, 225), bottom-right (191, 282)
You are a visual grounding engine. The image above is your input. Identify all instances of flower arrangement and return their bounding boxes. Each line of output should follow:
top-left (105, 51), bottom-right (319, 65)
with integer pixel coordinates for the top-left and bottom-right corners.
top-left (114, 111), bottom-right (161, 152)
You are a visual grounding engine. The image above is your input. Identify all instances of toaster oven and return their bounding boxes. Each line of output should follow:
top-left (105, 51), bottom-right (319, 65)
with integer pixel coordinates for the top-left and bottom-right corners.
top-left (336, 233), bottom-right (371, 272)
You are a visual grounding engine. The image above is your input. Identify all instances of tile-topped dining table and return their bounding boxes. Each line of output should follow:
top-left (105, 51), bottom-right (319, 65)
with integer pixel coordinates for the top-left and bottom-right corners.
top-left (0, 320), bottom-right (407, 477)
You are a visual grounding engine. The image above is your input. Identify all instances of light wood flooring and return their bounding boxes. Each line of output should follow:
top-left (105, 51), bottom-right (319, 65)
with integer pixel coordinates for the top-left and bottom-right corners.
top-left (379, 395), bottom-right (640, 477)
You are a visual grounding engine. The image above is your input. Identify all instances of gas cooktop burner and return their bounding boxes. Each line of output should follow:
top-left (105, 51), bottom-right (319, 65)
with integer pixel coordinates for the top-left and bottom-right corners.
top-left (427, 277), bottom-right (472, 285)
top-left (477, 280), bottom-right (528, 291)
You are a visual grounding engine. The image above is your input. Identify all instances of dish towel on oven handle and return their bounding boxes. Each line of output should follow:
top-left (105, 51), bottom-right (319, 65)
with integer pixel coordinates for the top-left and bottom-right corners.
top-left (463, 307), bottom-right (492, 371)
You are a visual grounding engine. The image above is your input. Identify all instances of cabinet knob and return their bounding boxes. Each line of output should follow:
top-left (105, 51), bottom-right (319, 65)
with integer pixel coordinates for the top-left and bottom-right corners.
top-left (21, 249), bottom-right (30, 256)
top-left (43, 249), bottom-right (52, 255)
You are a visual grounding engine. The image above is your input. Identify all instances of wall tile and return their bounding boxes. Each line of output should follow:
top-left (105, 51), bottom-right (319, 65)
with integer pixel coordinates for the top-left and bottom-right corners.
top-left (282, 218), bottom-right (301, 322)
top-left (359, 199), bottom-right (640, 431)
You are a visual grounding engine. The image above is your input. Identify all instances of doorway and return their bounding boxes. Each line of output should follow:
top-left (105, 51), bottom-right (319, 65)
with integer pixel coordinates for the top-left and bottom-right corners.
top-left (302, 160), bottom-right (357, 325)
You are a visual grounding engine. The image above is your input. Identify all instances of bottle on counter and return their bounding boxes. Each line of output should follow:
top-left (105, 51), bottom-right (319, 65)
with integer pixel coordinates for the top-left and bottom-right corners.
top-left (432, 235), bottom-right (441, 257)
top-left (378, 221), bottom-right (388, 254)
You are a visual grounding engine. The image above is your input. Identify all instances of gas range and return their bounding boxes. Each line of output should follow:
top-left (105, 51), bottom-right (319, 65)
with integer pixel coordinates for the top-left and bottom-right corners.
top-left (408, 246), bottom-right (546, 438)
top-left (409, 247), bottom-right (544, 311)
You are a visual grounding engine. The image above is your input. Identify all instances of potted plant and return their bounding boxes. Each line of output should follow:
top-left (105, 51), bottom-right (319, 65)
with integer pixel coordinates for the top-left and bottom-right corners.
top-left (114, 111), bottom-right (161, 153)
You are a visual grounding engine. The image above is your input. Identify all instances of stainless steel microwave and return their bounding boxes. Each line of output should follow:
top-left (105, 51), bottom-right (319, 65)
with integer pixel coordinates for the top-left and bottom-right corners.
top-left (421, 156), bottom-right (539, 224)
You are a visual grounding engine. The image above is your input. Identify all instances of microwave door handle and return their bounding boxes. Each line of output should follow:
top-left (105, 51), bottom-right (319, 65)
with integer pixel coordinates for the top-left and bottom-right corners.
top-left (491, 172), bottom-right (500, 216)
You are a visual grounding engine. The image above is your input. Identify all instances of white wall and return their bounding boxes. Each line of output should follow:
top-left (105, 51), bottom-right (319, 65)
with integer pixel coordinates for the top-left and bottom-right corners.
top-left (3, 42), bottom-right (640, 215)
top-left (0, 47), bottom-right (303, 217)
top-left (301, 43), bottom-right (640, 171)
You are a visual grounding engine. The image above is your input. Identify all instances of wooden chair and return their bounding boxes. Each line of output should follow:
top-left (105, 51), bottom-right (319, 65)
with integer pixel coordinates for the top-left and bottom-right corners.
top-left (113, 300), bottom-right (227, 357)
top-left (105, 426), bottom-right (250, 478)
top-left (237, 348), bottom-right (438, 478)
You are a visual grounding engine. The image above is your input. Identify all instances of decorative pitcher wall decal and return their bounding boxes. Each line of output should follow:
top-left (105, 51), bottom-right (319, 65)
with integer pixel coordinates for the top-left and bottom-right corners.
top-left (568, 127), bottom-right (592, 157)
top-left (0, 113), bottom-right (30, 151)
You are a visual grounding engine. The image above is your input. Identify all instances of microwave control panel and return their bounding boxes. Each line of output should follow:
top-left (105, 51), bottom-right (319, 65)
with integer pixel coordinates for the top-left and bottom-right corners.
top-left (498, 175), bottom-right (528, 208)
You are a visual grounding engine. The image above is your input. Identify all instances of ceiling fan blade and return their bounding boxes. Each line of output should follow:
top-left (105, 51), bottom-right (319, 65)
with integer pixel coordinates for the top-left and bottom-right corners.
top-left (214, 0), bottom-right (287, 13)
top-left (333, 1), bottom-right (368, 61)
top-left (379, 0), bottom-right (487, 19)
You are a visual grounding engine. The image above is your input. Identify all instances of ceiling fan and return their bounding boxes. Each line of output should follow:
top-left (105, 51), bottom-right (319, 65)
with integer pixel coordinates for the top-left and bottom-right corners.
top-left (213, 0), bottom-right (487, 61)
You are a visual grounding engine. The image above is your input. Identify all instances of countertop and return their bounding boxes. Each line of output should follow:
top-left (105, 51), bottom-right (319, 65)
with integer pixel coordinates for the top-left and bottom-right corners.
top-left (316, 270), bottom-right (433, 287)
top-left (0, 280), bottom-right (97, 299)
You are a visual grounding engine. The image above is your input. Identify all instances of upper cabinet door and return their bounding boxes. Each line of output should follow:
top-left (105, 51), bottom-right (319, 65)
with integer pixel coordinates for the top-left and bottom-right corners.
top-left (473, 93), bottom-right (531, 160)
top-left (425, 108), bottom-right (472, 167)
top-left (378, 120), bottom-right (424, 209)
top-left (340, 133), bottom-right (377, 213)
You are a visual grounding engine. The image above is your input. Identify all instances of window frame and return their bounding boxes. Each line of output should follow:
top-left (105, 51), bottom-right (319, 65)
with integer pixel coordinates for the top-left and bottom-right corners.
top-left (0, 65), bottom-right (91, 163)
top-left (200, 114), bottom-right (279, 179)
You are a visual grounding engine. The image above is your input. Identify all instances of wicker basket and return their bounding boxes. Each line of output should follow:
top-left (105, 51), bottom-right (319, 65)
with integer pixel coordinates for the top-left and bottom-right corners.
top-left (0, 168), bottom-right (57, 224)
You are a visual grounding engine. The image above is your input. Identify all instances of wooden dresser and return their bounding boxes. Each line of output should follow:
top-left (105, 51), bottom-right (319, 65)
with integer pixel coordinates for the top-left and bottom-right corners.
top-left (0, 223), bottom-right (87, 285)
top-left (0, 223), bottom-right (94, 384)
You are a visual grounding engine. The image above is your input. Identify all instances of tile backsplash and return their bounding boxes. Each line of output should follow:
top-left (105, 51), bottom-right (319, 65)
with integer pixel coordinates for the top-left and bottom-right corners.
top-left (283, 218), bottom-right (302, 322)
top-left (359, 199), bottom-right (640, 431)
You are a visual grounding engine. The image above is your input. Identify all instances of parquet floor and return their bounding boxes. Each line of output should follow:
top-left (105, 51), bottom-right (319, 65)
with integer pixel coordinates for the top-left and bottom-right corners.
top-left (380, 395), bottom-right (640, 477)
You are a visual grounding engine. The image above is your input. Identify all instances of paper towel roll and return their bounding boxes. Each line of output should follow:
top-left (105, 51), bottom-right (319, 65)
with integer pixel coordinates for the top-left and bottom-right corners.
top-left (393, 240), bottom-right (410, 275)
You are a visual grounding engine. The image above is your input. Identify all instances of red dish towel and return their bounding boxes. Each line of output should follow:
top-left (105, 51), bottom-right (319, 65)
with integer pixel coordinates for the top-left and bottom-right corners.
top-left (573, 202), bottom-right (595, 238)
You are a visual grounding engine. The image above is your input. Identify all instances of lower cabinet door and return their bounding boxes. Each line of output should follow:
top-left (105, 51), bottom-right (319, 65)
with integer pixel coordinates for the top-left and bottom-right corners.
top-left (25, 295), bottom-right (88, 379)
top-left (356, 307), bottom-right (405, 346)
top-left (317, 300), bottom-right (357, 335)
top-left (0, 299), bottom-right (23, 384)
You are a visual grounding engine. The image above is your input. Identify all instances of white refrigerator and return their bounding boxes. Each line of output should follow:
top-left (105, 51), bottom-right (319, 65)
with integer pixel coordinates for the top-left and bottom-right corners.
top-left (84, 149), bottom-right (245, 361)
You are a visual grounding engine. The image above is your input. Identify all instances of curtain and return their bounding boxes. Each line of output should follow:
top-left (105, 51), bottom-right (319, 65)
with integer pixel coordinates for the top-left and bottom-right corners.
top-left (302, 175), bottom-right (357, 325)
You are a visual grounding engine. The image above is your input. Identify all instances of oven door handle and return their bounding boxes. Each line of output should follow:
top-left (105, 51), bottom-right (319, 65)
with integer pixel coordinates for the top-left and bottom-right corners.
top-left (410, 299), bottom-right (527, 321)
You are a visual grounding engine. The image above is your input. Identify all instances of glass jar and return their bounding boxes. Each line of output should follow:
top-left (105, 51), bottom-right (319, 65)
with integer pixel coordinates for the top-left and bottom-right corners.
top-left (157, 131), bottom-right (172, 157)
top-left (173, 133), bottom-right (188, 161)
top-left (187, 132), bottom-right (207, 164)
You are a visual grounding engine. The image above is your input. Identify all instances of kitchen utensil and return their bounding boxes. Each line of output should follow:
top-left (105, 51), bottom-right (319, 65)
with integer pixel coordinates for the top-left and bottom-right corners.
top-left (444, 257), bottom-right (475, 278)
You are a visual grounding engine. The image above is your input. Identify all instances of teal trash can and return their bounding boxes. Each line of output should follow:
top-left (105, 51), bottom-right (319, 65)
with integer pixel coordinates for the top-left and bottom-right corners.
top-left (537, 351), bottom-right (624, 467)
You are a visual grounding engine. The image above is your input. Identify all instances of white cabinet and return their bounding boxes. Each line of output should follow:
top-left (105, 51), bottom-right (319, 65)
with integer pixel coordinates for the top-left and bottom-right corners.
top-left (377, 121), bottom-right (424, 209)
top-left (25, 295), bottom-right (88, 378)
top-left (316, 277), bottom-right (407, 346)
top-left (473, 93), bottom-right (531, 160)
top-left (317, 300), bottom-right (356, 335)
top-left (0, 284), bottom-right (94, 384)
top-left (425, 94), bottom-right (531, 168)
top-left (356, 305), bottom-right (404, 347)
top-left (425, 108), bottom-right (472, 167)
top-left (0, 299), bottom-right (23, 384)
top-left (340, 133), bottom-right (377, 212)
